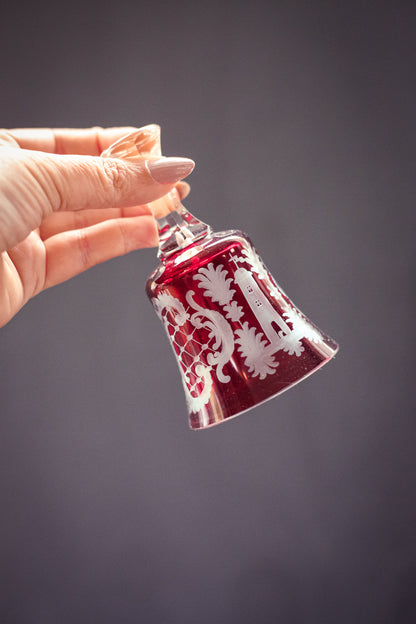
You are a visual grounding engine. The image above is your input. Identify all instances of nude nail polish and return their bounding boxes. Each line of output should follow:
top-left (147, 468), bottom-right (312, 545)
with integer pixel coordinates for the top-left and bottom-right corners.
top-left (146, 158), bottom-right (195, 184)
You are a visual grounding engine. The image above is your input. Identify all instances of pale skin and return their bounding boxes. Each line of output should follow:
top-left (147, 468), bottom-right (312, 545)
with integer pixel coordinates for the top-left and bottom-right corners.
top-left (0, 126), bottom-right (191, 328)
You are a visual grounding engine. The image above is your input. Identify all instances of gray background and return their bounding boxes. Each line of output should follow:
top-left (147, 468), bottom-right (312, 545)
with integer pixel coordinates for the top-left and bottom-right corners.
top-left (1, 1), bottom-right (415, 622)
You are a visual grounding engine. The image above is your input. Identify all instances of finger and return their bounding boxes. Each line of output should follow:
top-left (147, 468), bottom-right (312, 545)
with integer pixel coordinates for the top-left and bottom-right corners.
top-left (0, 131), bottom-right (20, 147)
top-left (176, 181), bottom-right (191, 201)
top-left (39, 205), bottom-right (153, 240)
top-left (33, 152), bottom-right (194, 214)
top-left (4, 126), bottom-right (148, 155)
top-left (39, 180), bottom-right (191, 239)
top-left (43, 215), bottom-right (158, 290)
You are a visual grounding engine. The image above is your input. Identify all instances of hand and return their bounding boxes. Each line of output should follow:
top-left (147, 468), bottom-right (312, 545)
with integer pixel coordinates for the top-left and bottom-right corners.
top-left (0, 126), bottom-right (194, 327)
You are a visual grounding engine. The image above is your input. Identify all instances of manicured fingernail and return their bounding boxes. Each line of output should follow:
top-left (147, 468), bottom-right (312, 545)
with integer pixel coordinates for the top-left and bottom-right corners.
top-left (146, 157), bottom-right (195, 184)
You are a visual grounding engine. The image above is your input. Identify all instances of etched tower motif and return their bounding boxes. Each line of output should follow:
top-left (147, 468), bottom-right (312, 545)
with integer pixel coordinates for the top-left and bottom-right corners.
top-left (234, 266), bottom-right (291, 349)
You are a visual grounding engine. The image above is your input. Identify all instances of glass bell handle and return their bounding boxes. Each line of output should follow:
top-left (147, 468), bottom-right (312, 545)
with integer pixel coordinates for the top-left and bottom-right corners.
top-left (101, 125), bottom-right (210, 259)
top-left (100, 123), bottom-right (175, 215)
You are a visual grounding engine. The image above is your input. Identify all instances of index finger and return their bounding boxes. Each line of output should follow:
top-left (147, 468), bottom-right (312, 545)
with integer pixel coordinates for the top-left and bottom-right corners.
top-left (5, 126), bottom-right (141, 155)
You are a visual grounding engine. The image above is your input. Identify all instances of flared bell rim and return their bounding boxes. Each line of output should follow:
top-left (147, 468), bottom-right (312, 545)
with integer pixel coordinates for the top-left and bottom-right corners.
top-left (189, 342), bottom-right (339, 430)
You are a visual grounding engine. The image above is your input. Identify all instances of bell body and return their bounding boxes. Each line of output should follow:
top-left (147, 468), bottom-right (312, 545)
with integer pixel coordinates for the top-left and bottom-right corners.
top-left (146, 229), bottom-right (338, 430)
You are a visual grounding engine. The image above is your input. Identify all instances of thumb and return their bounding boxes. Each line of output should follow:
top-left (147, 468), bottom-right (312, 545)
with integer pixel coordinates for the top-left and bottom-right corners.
top-left (41, 153), bottom-right (195, 213)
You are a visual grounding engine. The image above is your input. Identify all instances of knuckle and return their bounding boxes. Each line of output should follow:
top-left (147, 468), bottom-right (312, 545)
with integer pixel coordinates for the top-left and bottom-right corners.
top-left (100, 158), bottom-right (130, 197)
top-left (26, 154), bottom-right (67, 212)
top-left (91, 126), bottom-right (104, 154)
top-left (0, 130), bottom-right (19, 147)
top-left (76, 228), bottom-right (92, 269)
top-left (115, 219), bottom-right (130, 256)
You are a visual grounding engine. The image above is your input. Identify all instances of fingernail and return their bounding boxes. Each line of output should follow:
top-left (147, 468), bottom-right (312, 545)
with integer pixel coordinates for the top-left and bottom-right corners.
top-left (146, 157), bottom-right (195, 184)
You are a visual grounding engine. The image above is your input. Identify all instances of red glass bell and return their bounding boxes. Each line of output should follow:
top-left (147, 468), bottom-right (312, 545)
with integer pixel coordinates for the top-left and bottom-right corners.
top-left (102, 126), bottom-right (339, 430)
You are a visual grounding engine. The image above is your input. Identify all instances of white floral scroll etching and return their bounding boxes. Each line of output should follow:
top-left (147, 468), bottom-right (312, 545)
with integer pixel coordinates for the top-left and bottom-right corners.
top-left (235, 322), bottom-right (279, 380)
top-left (193, 263), bottom-right (235, 305)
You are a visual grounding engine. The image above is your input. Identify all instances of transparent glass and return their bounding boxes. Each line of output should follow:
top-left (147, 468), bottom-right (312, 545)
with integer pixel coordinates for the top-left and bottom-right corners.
top-left (103, 127), bottom-right (339, 430)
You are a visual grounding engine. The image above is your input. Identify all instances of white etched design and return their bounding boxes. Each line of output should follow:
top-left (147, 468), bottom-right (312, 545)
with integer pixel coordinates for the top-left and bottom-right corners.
top-left (186, 291), bottom-right (234, 384)
top-left (193, 262), bottom-right (235, 305)
top-left (277, 331), bottom-right (304, 356)
top-left (237, 246), bottom-right (290, 303)
top-left (283, 308), bottom-right (322, 343)
top-left (153, 292), bottom-right (189, 327)
top-left (152, 252), bottom-right (326, 414)
top-left (235, 322), bottom-right (278, 379)
top-left (234, 267), bottom-right (290, 349)
top-left (183, 364), bottom-right (213, 420)
top-left (240, 247), bottom-right (267, 280)
top-left (153, 289), bottom-right (235, 416)
top-left (223, 300), bottom-right (244, 322)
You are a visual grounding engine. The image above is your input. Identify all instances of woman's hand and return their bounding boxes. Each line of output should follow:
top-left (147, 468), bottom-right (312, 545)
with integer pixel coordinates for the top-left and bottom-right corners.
top-left (0, 126), bottom-right (193, 327)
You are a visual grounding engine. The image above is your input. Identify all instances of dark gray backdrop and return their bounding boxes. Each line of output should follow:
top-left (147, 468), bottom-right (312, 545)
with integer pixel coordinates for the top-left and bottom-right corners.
top-left (1, 2), bottom-right (415, 623)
